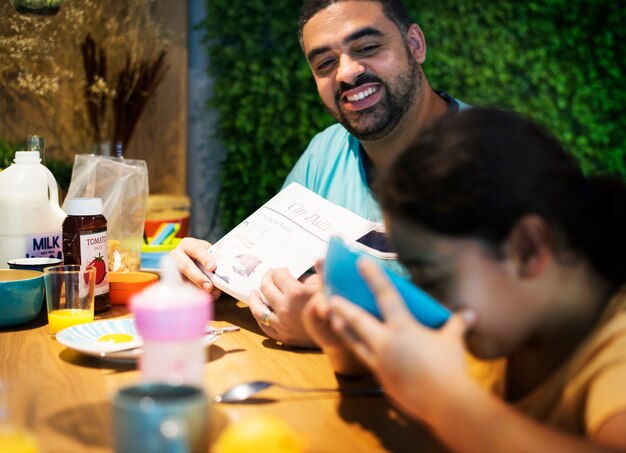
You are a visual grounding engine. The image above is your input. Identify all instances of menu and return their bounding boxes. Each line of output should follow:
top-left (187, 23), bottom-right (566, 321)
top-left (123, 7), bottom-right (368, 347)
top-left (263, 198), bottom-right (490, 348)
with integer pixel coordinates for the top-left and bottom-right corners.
top-left (205, 183), bottom-right (377, 303)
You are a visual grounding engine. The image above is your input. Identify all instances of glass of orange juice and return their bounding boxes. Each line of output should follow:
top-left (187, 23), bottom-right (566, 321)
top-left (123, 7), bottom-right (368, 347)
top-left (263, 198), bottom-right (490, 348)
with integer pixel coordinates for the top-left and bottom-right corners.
top-left (43, 265), bottom-right (96, 336)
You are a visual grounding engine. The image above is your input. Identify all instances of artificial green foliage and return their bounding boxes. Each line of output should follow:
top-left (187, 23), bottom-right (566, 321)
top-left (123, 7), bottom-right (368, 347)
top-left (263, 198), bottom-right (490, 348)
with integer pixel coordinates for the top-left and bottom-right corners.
top-left (416, 0), bottom-right (626, 178)
top-left (201, 0), bottom-right (625, 230)
top-left (45, 159), bottom-right (73, 192)
top-left (0, 137), bottom-right (15, 169)
top-left (0, 137), bottom-right (73, 191)
top-left (201, 2), bottom-right (333, 229)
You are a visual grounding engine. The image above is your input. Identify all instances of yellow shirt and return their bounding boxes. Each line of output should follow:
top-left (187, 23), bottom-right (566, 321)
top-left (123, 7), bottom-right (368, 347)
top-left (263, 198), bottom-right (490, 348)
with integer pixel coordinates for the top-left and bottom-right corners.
top-left (467, 355), bottom-right (506, 395)
top-left (516, 286), bottom-right (626, 435)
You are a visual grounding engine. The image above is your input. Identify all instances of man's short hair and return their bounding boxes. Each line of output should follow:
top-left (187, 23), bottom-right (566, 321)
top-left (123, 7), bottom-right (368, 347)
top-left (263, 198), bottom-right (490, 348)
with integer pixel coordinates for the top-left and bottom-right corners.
top-left (298, 0), bottom-right (413, 51)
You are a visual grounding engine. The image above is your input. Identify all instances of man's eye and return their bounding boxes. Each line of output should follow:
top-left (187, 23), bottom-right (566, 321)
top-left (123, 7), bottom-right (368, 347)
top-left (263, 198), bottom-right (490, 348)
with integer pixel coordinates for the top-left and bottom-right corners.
top-left (356, 44), bottom-right (380, 55)
top-left (315, 58), bottom-right (335, 72)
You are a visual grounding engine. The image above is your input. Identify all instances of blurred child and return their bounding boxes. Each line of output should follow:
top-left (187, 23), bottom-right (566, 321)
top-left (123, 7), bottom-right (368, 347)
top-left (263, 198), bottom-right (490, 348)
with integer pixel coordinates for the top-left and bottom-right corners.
top-left (303, 108), bottom-right (626, 451)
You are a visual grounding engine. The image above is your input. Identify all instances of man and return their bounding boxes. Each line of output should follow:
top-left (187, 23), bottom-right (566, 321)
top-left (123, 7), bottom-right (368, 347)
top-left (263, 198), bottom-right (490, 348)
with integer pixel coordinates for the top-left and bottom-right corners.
top-left (172, 0), bottom-right (468, 348)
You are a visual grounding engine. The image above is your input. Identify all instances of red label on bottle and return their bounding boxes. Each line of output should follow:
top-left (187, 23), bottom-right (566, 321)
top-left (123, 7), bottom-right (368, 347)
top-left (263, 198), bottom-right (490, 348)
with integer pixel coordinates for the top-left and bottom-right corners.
top-left (79, 231), bottom-right (109, 296)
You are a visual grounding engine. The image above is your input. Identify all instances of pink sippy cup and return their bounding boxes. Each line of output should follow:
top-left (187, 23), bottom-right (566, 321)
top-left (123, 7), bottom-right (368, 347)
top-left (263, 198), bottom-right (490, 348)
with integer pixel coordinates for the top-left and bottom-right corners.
top-left (131, 255), bottom-right (212, 387)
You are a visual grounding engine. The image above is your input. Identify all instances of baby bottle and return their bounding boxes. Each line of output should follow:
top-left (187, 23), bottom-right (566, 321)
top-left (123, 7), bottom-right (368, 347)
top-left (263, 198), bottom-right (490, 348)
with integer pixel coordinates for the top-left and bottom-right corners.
top-left (131, 255), bottom-right (212, 387)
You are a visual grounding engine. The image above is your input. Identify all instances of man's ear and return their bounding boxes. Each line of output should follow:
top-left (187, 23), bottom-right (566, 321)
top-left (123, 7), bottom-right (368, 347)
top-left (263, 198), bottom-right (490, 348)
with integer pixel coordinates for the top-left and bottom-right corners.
top-left (505, 215), bottom-right (551, 279)
top-left (406, 24), bottom-right (426, 64)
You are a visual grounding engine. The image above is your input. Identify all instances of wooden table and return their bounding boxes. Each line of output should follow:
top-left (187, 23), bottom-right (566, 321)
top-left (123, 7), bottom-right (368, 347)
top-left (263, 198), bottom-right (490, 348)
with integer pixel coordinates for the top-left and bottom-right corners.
top-left (0, 297), bottom-right (445, 452)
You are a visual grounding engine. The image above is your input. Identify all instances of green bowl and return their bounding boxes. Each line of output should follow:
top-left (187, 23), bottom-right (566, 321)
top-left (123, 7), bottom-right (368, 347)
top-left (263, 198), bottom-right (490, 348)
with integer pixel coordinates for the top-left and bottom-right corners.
top-left (0, 269), bottom-right (44, 327)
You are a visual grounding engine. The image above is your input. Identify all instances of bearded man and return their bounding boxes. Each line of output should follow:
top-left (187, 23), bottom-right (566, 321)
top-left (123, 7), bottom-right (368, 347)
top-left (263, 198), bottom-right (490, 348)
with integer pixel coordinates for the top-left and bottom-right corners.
top-left (173, 0), bottom-right (469, 348)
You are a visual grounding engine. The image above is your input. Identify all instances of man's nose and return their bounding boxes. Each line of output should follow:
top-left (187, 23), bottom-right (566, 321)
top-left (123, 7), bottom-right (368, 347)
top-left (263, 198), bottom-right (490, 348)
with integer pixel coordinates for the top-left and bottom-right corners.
top-left (336, 54), bottom-right (365, 84)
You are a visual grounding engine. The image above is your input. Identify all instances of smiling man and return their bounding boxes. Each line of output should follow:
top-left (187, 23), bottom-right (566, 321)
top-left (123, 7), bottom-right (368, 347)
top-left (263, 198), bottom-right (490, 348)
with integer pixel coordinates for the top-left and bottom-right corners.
top-left (172, 0), bottom-right (471, 349)
top-left (281, 0), bottom-right (468, 213)
top-left (245, 0), bottom-right (469, 347)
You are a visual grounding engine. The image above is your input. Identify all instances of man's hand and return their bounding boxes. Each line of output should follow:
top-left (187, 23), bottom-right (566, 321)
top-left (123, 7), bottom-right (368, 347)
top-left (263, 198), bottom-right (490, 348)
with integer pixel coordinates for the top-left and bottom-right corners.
top-left (248, 268), bottom-right (321, 348)
top-left (170, 237), bottom-right (222, 299)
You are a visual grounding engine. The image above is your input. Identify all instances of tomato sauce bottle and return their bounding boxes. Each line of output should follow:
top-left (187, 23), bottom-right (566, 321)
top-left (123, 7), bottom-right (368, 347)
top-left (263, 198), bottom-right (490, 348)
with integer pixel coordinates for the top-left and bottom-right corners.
top-left (62, 198), bottom-right (110, 313)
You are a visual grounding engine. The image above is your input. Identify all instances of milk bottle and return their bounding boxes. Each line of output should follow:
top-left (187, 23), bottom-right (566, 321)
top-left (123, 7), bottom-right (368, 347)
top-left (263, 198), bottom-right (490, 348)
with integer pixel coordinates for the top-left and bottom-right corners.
top-left (0, 151), bottom-right (67, 269)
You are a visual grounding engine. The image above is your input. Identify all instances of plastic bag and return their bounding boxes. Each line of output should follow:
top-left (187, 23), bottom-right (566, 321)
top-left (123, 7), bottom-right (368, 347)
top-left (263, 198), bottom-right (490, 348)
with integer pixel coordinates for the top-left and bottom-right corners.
top-left (63, 154), bottom-right (149, 272)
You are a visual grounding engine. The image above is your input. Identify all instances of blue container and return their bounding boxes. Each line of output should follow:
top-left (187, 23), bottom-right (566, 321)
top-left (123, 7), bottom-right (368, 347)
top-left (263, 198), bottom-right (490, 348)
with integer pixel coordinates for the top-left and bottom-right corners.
top-left (0, 269), bottom-right (44, 327)
top-left (141, 238), bottom-right (180, 271)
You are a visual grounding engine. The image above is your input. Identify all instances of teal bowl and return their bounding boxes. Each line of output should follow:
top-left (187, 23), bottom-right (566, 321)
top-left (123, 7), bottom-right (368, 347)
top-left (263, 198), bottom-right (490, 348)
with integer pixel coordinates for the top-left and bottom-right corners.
top-left (0, 269), bottom-right (44, 328)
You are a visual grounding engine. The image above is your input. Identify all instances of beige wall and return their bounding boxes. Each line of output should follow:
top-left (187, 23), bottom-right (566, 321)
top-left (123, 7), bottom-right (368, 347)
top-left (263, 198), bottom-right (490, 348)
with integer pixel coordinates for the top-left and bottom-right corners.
top-left (126, 0), bottom-right (188, 195)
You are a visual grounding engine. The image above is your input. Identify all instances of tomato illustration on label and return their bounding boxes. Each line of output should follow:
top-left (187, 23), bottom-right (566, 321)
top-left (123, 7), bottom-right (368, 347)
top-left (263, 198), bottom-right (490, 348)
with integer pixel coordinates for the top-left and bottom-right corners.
top-left (85, 253), bottom-right (107, 284)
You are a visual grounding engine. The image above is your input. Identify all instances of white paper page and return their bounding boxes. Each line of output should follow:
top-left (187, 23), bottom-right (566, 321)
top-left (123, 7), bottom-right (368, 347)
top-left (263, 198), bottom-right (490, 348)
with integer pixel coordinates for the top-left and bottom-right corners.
top-left (206, 183), bottom-right (377, 303)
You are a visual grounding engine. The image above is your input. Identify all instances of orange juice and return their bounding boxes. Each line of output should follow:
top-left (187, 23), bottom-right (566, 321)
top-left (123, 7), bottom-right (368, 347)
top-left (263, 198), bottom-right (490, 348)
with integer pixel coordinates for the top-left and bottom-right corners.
top-left (48, 309), bottom-right (93, 335)
top-left (0, 426), bottom-right (39, 453)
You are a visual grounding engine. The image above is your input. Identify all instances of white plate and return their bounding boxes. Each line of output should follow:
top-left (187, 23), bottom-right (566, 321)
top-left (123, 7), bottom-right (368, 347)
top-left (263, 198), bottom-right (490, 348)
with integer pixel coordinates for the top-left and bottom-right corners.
top-left (55, 319), bottom-right (218, 361)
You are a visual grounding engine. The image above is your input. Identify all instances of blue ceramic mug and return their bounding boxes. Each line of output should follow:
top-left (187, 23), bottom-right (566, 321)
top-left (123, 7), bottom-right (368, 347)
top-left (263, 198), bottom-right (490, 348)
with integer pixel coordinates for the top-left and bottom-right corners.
top-left (113, 383), bottom-right (209, 453)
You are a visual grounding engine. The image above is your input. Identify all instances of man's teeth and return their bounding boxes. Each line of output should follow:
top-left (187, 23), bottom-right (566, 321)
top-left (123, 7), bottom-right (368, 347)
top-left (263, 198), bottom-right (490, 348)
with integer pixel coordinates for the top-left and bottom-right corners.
top-left (346, 87), bottom-right (377, 102)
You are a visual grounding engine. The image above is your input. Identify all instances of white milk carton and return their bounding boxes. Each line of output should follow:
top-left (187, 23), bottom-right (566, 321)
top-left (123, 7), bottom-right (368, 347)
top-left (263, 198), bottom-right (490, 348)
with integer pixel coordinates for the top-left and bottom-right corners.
top-left (0, 151), bottom-right (67, 269)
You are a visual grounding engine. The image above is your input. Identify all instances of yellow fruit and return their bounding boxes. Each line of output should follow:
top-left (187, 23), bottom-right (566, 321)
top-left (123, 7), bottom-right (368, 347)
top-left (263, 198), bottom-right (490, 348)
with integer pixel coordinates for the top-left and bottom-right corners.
top-left (0, 426), bottom-right (39, 453)
top-left (214, 414), bottom-right (307, 453)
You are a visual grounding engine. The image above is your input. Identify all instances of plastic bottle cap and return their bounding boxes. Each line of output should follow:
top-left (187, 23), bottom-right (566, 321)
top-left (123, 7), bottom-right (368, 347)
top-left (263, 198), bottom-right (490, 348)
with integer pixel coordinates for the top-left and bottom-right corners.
top-left (65, 198), bottom-right (103, 216)
top-left (26, 135), bottom-right (44, 155)
top-left (131, 255), bottom-right (212, 341)
top-left (14, 151), bottom-right (41, 164)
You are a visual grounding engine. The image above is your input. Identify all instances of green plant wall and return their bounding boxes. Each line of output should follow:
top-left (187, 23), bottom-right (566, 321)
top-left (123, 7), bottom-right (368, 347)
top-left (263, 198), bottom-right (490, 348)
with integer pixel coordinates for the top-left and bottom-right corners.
top-left (0, 138), bottom-right (15, 170)
top-left (201, 0), bottom-right (625, 231)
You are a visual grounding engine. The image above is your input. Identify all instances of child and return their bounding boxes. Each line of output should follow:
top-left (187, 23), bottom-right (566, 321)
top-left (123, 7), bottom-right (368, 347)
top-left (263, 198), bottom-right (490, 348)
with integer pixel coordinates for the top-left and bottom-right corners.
top-left (303, 108), bottom-right (626, 451)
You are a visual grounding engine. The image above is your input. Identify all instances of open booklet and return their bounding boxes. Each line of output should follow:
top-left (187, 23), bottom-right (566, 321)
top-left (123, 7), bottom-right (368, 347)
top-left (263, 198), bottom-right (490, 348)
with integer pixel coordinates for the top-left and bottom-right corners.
top-left (205, 182), bottom-right (378, 303)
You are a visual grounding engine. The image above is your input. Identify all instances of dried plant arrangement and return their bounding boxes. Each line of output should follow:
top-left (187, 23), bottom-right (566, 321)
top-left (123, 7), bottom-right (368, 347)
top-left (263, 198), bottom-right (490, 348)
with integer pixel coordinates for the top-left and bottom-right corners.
top-left (112, 49), bottom-right (168, 149)
top-left (0, 1), bottom-right (79, 152)
top-left (0, 0), bottom-right (170, 161)
top-left (81, 34), bottom-right (109, 145)
top-left (80, 30), bottom-right (169, 151)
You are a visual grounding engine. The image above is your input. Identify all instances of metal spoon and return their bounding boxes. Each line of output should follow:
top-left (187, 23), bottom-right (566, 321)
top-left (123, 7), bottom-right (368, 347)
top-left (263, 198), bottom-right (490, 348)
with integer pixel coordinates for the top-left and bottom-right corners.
top-left (214, 380), bottom-right (384, 403)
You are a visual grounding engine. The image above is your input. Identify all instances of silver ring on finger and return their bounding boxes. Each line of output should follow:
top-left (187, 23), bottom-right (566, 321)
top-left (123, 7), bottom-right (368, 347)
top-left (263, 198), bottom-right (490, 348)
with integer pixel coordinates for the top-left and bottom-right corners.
top-left (261, 307), bottom-right (273, 328)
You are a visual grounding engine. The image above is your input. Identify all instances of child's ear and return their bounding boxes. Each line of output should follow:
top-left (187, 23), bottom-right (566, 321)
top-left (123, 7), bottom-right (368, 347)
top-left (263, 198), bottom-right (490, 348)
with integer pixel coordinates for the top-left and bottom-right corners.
top-left (505, 215), bottom-right (551, 279)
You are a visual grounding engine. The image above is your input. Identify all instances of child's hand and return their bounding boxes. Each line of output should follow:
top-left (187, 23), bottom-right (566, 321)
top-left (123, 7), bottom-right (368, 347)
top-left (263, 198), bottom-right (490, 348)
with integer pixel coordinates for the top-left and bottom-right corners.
top-left (328, 258), bottom-right (476, 422)
top-left (301, 290), bottom-right (369, 375)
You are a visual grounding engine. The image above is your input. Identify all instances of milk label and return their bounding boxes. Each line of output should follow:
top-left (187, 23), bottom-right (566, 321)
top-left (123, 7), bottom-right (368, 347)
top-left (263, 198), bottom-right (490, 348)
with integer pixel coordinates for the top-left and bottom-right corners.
top-left (25, 231), bottom-right (63, 261)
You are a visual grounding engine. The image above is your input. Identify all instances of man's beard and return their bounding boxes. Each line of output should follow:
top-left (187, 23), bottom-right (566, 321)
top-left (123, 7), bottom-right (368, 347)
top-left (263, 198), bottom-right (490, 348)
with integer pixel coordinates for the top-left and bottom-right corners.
top-left (324, 54), bottom-right (422, 141)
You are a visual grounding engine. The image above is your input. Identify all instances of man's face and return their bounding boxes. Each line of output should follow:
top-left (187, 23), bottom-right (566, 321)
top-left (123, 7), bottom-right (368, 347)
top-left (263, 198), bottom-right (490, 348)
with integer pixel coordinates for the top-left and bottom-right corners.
top-left (302, 1), bottom-right (423, 141)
